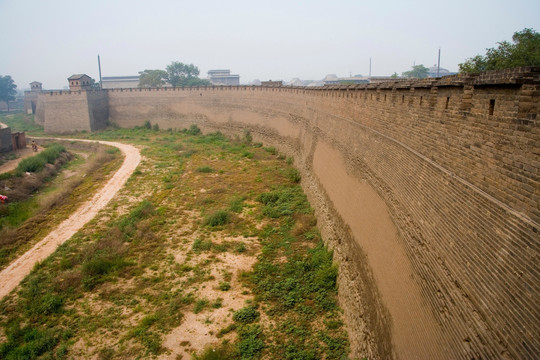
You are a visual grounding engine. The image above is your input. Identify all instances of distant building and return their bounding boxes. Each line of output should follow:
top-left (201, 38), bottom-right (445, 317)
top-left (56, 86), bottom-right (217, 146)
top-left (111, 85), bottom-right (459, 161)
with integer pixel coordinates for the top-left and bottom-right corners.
top-left (323, 74), bottom-right (369, 85)
top-left (68, 74), bottom-right (92, 91)
top-left (101, 76), bottom-right (140, 89)
top-left (208, 70), bottom-right (240, 86)
top-left (24, 81), bottom-right (43, 114)
top-left (427, 65), bottom-right (457, 78)
top-left (261, 80), bottom-right (283, 87)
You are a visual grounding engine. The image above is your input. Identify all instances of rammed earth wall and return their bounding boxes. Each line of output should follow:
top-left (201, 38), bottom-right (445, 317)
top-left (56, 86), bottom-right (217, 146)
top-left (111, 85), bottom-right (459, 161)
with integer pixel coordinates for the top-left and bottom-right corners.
top-left (36, 68), bottom-right (539, 359)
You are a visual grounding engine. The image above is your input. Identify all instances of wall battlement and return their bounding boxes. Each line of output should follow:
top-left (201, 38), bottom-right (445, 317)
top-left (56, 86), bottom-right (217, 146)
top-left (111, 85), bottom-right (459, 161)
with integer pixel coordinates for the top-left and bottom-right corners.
top-left (35, 67), bottom-right (539, 359)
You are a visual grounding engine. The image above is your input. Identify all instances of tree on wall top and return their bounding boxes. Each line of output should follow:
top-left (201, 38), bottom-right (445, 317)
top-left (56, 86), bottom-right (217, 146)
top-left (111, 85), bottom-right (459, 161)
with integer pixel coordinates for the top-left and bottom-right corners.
top-left (138, 69), bottom-right (168, 88)
top-left (0, 75), bottom-right (17, 111)
top-left (402, 65), bottom-right (429, 78)
top-left (165, 62), bottom-right (211, 87)
top-left (459, 28), bottom-right (540, 73)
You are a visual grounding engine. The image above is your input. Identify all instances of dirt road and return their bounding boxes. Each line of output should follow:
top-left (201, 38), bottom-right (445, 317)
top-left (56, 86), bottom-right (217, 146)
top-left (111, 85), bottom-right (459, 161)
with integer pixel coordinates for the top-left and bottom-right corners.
top-left (0, 139), bottom-right (141, 299)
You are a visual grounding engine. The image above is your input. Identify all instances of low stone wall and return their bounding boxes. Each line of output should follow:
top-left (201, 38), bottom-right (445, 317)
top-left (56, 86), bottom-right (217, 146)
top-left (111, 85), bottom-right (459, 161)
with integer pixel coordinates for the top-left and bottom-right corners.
top-left (0, 126), bottom-right (12, 153)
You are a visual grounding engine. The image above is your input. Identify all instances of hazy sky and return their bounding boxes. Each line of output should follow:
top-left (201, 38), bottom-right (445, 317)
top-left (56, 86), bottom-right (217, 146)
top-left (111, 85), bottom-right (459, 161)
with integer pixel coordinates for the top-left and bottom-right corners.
top-left (1, 0), bottom-right (539, 89)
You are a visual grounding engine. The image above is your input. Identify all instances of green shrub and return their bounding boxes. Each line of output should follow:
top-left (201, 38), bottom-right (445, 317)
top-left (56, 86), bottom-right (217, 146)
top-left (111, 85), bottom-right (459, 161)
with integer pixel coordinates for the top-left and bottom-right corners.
top-left (152, 123), bottom-right (159, 131)
top-left (237, 324), bottom-right (264, 358)
top-left (218, 282), bottom-right (231, 291)
top-left (286, 168), bottom-right (301, 183)
top-left (204, 210), bottom-right (231, 227)
top-left (143, 120), bottom-right (151, 129)
top-left (184, 124), bottom-right (201, 135)
top-left (233, 306), bottom-right (260, 324)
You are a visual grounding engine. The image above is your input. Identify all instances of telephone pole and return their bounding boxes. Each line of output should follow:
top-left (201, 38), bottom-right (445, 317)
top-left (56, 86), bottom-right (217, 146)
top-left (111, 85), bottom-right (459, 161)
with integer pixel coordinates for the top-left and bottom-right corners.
top-left (98, 55), bottom-right (103, 89)
top-left (437, 48), bottom-right (441, 77)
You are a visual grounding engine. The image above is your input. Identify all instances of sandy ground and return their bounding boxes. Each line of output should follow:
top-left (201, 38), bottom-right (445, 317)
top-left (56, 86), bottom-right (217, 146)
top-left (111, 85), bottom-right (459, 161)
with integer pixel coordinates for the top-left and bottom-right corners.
top-left (0, 146), bottom-right (42, 174)
top-left (0, 139), bottom-right (141, 300)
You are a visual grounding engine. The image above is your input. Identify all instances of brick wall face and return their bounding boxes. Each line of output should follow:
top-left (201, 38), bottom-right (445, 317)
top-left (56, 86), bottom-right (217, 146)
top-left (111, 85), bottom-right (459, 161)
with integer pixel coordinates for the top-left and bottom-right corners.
top-left (37, 68), bottom-right (539, 359)
top-left (36, 90), bottom-right (109, 133)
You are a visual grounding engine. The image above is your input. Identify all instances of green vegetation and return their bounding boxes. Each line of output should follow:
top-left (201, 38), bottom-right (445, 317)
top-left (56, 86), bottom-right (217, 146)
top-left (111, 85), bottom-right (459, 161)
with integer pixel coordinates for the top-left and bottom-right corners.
top-left (0, 76), bottom-right (17, 111)
top-left (204, 209), bottom-right (231, 227)
top-left (0, 113), bottom-right (44, 134)
top-left (0, 123), bottom-right (347, 359)
top-left (459, 28), bottom-right (540, 73)
top-left (402, 64), bottom-right (429, 78)
top-left (15, 144), bottom-right (66, 175)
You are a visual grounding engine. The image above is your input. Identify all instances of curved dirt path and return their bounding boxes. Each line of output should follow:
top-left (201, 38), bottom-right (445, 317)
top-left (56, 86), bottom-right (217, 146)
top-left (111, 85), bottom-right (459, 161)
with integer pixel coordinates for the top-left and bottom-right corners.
top-left (0, 139), bottom-right (141, 299)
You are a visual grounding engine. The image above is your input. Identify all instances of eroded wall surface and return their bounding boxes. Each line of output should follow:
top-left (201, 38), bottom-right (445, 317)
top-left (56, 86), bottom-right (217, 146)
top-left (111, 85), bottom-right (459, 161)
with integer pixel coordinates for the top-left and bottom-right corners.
top-left (38, 68), bottom-right (540, 359)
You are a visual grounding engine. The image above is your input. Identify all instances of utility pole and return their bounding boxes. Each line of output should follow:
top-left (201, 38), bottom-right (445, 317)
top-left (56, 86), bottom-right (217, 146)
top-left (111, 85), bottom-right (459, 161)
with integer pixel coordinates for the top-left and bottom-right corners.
top-left (98, 55), bottom-right (103, 89)
top-left (437, 48), bottom-right (441, 77)
top-left (369, 57), bottom-right (372, 79)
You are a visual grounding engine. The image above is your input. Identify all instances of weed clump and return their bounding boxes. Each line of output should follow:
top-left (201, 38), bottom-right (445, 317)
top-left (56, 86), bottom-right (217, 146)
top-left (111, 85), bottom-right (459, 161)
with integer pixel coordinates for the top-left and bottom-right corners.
top-left (204, 209), bottom-right (231, 227)
top-left (16, 144), bottom-right (66, 175)
top-left (233, 306), bottom-right (260, 324)
top-left (196, 166), bottom-right (214, 173)
top-left (183, 124), bottom-right (201, 135)
top-left (257, 186), bottom-right (311, 218)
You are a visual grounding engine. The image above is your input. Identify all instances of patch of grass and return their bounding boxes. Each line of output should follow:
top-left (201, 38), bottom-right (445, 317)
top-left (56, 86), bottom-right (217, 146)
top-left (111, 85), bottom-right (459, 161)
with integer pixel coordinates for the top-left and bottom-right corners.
top-left (263, 146), bottom-right (277, 155)
top-left (228, 196), bottom-right (245, 213)
top-left (196, 166), bottom-right (214, 173)
top-left (16, 144), bottom-right (66, 175)
top-left (194, 299), bottom-right (209, 314)
top-left (218, 282), bottom-right (231, 291)
top-left (257, 186), bottom-right (311, 218)
top-left (0, 323), bottom-right (59, 360)
top-left (204, 209), bottom-right (231, 227)
top-left (286, 168), bottom-right (301, 183)
top-left (192, 238), bottom-right (213, 253)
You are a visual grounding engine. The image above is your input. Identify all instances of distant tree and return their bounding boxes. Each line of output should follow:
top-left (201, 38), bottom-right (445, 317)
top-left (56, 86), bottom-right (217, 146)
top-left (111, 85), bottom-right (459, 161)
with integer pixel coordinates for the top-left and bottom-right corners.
top-left (138, 69), bottom-right (168, 88)
top-left (90, 77), bottom-right (101, 90)
top-left (165, 62), bottom-right (210, 87)
top-left (390, 72), bottom-right (399, 78)
top-left (402, 65), bottom-right (429, 78)
top-left (459, 28), bottom-right (540, 73)
top-left (0, 75), bottom-right (17, 111)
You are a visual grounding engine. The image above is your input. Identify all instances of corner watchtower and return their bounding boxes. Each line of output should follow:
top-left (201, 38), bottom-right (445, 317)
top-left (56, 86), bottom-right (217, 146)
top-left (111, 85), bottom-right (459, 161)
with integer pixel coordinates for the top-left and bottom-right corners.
top-left (24, 81), bottom-right (43, 114)
top-left (68, 74), bottom-right (92, 91)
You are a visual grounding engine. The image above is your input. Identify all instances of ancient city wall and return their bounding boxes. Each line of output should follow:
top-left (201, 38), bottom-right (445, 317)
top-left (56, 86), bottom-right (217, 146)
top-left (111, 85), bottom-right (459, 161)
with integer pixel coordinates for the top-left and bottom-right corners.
top-left (37, 68), bottom-right (539, 359)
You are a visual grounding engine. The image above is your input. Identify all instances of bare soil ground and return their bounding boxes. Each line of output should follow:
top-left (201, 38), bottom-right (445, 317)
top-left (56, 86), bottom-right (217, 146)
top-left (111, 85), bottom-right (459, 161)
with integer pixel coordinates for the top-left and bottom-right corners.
top-left (0, 139), bottom-right (140, 299)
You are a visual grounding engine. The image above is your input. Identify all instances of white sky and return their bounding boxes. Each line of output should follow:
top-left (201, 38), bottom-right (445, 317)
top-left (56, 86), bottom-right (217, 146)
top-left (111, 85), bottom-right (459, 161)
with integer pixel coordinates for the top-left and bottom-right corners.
top-left (1, 0), bottom-right (539, 89)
